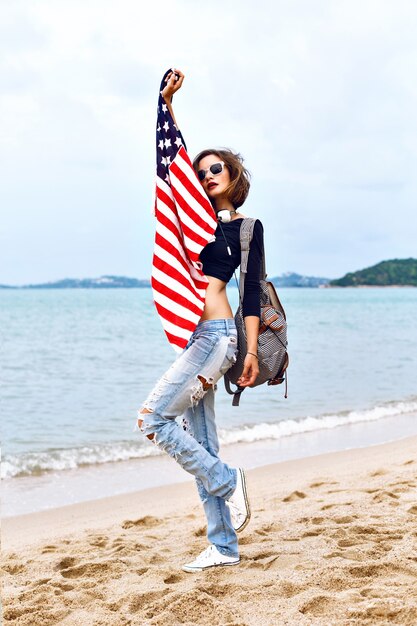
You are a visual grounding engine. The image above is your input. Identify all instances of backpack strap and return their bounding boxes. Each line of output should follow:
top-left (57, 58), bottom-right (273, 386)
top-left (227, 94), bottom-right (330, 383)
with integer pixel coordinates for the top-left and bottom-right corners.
top-left (239, 218), bottom-right (256, 273)
top-left (238, 218), bottom-right (257, 301)
top-left (238, 218), bottom-right (267, 300)
top-left (224, 377), bottom-right (245, 406)
top-left (224, 218), bottom-right (265, 406)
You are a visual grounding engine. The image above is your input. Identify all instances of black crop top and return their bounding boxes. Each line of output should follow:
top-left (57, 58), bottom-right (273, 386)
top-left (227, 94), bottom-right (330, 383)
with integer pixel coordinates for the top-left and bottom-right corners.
top-left (199, 218), bottom-right (264, 318)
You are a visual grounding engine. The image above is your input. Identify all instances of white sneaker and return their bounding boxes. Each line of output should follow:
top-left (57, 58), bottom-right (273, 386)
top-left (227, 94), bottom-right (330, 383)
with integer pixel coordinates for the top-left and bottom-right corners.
top-left (226, 468), bottom-right (251, 533)
top-left (182, 545), bottom-right (240, 573)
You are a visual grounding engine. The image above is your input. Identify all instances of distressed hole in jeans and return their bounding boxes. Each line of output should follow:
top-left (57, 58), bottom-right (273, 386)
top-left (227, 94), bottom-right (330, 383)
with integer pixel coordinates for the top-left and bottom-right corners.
top-left (138, 407), bottom-right (155, 441)
top-left (182, 416), bottom-right (191, 434)
top-left (198, 375), bottom-right (213, 390)
top-left (191, 375), bottom-right (213, 407)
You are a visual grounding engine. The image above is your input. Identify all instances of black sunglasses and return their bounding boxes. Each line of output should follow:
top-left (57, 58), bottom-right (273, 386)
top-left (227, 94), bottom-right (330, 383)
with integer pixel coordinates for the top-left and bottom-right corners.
top-left (197, 161), bottom-right (225, 182)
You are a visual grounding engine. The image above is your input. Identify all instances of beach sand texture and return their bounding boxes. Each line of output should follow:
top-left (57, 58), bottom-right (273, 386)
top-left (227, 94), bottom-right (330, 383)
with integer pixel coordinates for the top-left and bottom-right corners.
top-left (3, 435), bottom-right (417, 625)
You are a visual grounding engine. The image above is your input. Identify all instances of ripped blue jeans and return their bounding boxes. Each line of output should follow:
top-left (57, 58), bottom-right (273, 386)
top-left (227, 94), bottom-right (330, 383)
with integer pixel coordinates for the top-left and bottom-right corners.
top-left (139, 318), bottom-right (239, 558)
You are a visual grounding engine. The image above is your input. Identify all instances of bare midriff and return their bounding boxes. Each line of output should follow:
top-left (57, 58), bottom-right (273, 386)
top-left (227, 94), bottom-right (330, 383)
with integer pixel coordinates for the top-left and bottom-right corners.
top-left (199, 276), bottom-right (234, 321)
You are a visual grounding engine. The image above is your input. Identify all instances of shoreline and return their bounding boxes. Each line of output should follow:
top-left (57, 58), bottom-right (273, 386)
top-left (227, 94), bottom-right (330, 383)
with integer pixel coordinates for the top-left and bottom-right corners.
top-left (4, 409), bottom-right (417, 519)
top-left (325, 284), bottom-right (417, 288)
top-left (3, 433), bottom-right (417, 625)
top-left (4, 432), bottom-right (417, 552)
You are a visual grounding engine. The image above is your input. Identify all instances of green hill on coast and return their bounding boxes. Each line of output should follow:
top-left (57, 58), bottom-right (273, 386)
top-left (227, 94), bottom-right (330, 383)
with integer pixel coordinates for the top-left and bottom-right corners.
top-left (330, 258), bottom-right (417, 287)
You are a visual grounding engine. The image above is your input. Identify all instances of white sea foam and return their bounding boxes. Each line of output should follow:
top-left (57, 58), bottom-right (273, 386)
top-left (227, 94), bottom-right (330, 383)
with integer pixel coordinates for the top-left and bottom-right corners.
top-left (218, 398), bottom-right (417, 445)
top-left (3, 398), bottom-right (417, 479)
top-left (1, 442), bottom-right (162, 479)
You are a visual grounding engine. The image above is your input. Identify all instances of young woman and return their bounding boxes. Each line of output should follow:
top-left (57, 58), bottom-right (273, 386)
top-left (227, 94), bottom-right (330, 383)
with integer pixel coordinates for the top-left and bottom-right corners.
top-left (137, 69), bottom-right (264, 572)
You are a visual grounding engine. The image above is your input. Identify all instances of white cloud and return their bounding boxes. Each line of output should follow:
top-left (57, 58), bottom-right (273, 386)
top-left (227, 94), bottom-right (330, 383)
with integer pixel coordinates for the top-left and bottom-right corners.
top-left (1, 0), bottom-right (417, 282)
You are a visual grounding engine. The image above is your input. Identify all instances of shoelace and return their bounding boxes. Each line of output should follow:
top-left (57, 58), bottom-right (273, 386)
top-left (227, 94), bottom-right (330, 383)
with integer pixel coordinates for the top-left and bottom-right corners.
top-left (197, 545), bottom-right (216, 562)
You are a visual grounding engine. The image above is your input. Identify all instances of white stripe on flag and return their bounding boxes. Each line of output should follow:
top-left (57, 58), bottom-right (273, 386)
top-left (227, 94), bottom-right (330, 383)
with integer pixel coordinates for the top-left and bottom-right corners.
top-left (154, 208), bottom-right (209, 293)
top-left (156, 175), bottom-right (175, 200)
top-left (154, 220), bottom-right (209, 292)
top-left (156, 193), bottom-right (209, 259)
top-left (169, 170), bottom-right (218, 239)
top-left (152, 266), bottom-right (204, 311)
top-left (153, 243), bottom-right (203, 292)
top-left (155, 197), bottom-right (184, 242)
top-left (175, 151), bottom-right (218, 217)
top-left (152, 290), bottom-right (200, 328)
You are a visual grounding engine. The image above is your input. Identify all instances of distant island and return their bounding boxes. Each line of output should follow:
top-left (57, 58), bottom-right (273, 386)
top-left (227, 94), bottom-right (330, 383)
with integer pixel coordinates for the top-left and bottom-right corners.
top-left (1, 259), bottom-right (415, 289)
top-left (269, 272), bottom-right (330, 288)
top-left (330, 258), bottom-right (417, 287)
top-left (0, 272), bottom-right (331, 289)
top-left (0, 276), bottom-right (151, 289)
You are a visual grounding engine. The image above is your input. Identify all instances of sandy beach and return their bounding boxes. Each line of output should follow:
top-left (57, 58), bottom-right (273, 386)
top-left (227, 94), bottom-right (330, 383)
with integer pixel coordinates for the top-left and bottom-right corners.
top-left (3, 434), bottom-right (417, 625)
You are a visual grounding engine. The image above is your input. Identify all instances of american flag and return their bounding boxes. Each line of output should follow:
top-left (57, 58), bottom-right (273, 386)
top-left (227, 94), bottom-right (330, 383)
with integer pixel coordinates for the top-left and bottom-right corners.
top-left (152, 69), bottom-right (218, 351)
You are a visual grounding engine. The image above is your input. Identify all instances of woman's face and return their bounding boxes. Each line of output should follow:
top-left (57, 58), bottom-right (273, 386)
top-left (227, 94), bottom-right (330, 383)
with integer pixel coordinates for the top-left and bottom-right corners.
top-left (197, 154), bottom-right (230, 205)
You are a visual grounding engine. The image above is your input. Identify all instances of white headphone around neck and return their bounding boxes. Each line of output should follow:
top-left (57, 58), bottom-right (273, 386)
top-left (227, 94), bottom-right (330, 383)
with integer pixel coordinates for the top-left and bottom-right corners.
top-left (217, 209), bottom-right (236, 223)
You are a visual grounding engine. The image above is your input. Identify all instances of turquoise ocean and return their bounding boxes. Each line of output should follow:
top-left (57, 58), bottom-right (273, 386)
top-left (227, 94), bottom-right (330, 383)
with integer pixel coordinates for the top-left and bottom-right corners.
top-left (2, 287), bottom-right (417, 516)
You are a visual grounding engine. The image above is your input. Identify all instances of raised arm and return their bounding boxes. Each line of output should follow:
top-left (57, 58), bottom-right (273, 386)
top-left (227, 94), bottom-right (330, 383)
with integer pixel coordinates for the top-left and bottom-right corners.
top-left (161, 68), bottom-right (185, 130)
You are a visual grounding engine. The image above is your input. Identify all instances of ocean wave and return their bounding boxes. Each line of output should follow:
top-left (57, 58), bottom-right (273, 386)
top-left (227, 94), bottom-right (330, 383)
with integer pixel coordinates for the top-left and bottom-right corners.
top-left (1, 441), bottom-right (162, 479)
top-left (218, 398), bottom-right (417, 445)
top-left (3, 397), bottom-right (416, 479)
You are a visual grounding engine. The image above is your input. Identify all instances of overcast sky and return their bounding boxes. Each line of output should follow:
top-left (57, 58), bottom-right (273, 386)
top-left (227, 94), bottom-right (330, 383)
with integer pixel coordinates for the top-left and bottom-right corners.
top-left (1, 0), bottom-right (416, 284)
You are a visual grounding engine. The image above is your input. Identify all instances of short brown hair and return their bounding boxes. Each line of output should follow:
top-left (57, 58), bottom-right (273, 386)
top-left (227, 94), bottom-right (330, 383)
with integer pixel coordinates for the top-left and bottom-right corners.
top-left (193, 148), bottom-right (251, 209)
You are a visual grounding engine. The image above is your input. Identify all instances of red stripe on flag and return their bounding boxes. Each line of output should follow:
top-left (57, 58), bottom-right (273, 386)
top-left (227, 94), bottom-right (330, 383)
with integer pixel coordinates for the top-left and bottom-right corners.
top-left (156, 184), bottom-right (176, 213)
top-left (171, 187), bottom-right (215, 251)
top-left (155, 206), bottom-right (183, 250)
top-left (164, 330), bottom-right (187, 350)
top-left (171, 152), bottom-right (215, 224)
top-left (155, 231), bottom-right (188, 272)
top-left (154, 301), bottom-right (197, 332)
top-left (157, 182), bottom-right (213, 255)
top-left (154, 232), bottom-right (207, 291)
top-left (153, 254), bottom-right (205, 302)
top-left (151, 276), bottom-right (204, 318)
top-left (170, 153), bottom-right (216, 234)
top-left (154, 214), bottom-right (209, 291)
top-left (153, 254), bottom-right (205, 303)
